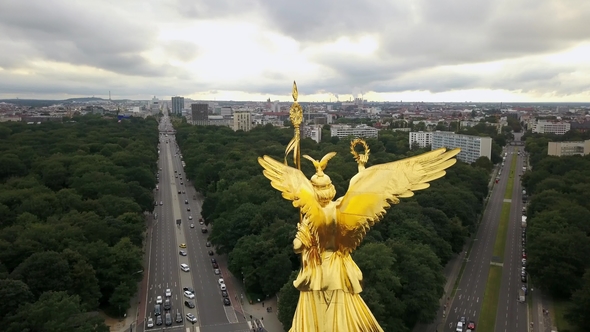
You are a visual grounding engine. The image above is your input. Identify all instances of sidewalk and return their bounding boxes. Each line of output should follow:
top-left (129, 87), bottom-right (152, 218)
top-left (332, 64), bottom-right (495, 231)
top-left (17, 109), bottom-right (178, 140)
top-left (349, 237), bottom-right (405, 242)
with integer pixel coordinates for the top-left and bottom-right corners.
top-left (217, 255), bottom-right (285, 332)
top-left (530, 285), bottom-right (555, 332)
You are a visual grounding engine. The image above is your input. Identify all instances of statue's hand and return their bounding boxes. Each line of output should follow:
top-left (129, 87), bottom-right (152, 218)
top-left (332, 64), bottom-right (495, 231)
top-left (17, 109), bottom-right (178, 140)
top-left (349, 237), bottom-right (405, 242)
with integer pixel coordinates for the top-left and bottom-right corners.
top-left (293, 238), bottom-right (304, 253)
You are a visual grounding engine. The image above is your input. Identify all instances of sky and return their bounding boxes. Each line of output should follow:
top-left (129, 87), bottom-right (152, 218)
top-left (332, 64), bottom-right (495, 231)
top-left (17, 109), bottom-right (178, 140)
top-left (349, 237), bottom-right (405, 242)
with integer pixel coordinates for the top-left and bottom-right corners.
top-left (1, 0), bottom-right (589, 102)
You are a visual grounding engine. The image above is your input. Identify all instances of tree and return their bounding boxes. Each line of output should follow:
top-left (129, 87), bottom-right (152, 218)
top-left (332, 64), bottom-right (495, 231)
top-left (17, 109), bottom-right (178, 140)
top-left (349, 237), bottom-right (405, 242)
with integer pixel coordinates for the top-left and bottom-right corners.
top-left (566, 269), bottom-right (590, 330)
top-left (354, 242), bottom-right (406, 331)
top-left (389, 240), bottom-right (444, 326)
top-left (277, 271), bottom-right (299, 332)
top-left (472, 156), bottom-right (493, 172)
top-left (2, 291), bottom-right (109, 332)
top-left (11, 251), bottom-right (72, 297)
top-left (108, 282), bottom-right (134, 317)
top-left (0, 279), bottom-right (34, 318)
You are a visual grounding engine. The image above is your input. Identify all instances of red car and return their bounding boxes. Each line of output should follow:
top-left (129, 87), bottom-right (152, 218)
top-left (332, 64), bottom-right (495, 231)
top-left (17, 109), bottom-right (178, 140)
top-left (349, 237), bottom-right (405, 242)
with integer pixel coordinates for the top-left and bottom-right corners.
top-left (467, 321), bottom-right (476, 330)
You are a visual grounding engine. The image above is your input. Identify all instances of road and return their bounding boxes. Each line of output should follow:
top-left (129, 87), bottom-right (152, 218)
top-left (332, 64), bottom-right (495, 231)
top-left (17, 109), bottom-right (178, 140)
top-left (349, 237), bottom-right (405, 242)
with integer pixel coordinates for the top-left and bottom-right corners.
top-left (494, 138), bottom-right (528, 332)
top-left (443, 145), bottom-right (524, 332)
top-left (139, 114), bottom-right (250, 332)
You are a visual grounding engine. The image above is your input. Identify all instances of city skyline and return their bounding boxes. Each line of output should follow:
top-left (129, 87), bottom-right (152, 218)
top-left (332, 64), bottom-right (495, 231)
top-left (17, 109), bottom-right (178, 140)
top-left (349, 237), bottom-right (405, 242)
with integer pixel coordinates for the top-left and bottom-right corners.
top-left (1, 0), bottom-right (589, 102)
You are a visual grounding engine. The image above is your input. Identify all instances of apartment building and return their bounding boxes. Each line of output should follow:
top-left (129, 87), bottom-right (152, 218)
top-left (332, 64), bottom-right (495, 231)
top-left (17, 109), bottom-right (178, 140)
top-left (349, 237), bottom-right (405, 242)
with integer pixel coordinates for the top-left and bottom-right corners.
top-left (532, 120), bottom-right (570, 135)
top-left (303, 124), bottom-right (322, 143)
top-left (233, 111), bottom-right (252, 131)
top-left (547, 140), bottom-right (590, 157)
top-left (409, 131), bottom-right (434, 148)
top-left (330, 124), bottom-right (378, 139)
top-left (432, 131), bottom-right (492, 164)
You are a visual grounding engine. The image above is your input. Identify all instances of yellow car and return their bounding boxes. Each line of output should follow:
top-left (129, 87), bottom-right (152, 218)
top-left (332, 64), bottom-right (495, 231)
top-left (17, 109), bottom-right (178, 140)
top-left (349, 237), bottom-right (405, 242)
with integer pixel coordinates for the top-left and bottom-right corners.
top-left (179, 243), bottom-right (187, 248)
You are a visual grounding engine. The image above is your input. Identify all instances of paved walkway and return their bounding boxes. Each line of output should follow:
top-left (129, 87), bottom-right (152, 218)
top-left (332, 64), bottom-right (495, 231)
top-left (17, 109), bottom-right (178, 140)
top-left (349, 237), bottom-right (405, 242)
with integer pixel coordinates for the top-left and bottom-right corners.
top-left (217, 255), bottom-right (285, 332)
top-left (531, 286), bottom-right (556, 332)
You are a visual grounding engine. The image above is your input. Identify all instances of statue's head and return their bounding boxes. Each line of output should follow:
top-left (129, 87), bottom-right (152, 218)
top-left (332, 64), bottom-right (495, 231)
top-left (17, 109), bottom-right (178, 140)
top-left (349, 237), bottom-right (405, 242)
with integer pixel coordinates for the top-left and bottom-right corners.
top-left (304, 152), bottom-right (337, 206)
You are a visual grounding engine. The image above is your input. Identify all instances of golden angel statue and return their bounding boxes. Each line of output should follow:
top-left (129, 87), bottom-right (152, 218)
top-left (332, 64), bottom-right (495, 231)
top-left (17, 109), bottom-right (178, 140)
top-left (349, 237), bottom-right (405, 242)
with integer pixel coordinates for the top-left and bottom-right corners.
top-left (258, 142), bottom-right (460, 332)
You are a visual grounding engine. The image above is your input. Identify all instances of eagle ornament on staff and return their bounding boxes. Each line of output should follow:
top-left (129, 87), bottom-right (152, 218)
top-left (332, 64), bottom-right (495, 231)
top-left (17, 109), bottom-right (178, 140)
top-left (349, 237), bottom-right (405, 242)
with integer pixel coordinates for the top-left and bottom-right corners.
top-left (258, 82), bottom-right (460, 332)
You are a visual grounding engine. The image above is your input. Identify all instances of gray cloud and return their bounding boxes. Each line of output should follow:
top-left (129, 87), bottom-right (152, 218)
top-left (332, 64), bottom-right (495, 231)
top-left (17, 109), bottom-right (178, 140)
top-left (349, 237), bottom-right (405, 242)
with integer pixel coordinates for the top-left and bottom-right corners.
top-left (0, 0), bottom-right (589, 99)
top-left (0, 0), bottom-right (174, 77)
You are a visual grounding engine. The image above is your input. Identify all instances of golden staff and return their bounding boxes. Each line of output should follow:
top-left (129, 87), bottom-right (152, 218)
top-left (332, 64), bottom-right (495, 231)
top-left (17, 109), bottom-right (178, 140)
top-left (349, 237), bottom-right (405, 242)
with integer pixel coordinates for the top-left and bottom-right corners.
top-left (285, 81), bottom-right (304, 226)
top-left (285, 81), bottom-right (303, 170)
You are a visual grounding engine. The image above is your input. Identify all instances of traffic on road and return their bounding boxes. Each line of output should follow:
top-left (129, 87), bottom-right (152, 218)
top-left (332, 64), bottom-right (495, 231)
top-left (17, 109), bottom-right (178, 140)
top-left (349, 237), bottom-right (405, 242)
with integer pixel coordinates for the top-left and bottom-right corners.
top-left (445, 142), bottom-right (528, 332)
top-left (139, 113), bottom-right (249, 332)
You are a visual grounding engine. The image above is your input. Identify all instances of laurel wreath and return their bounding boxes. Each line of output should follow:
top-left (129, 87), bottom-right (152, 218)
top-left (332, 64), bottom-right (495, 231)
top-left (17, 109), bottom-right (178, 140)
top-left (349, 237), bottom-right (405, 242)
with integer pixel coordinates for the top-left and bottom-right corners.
top-left (350, 138), bottom-right (370, 163)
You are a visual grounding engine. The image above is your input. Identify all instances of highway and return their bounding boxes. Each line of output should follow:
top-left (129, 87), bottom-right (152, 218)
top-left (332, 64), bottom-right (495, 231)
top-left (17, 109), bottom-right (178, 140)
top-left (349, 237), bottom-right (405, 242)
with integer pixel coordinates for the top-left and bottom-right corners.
top-left (444, 145), bottom-right (525, 332)
top-left (139, 114), bottom-right (249, 332)
top-left (494, 138), bottom-right (528, 332)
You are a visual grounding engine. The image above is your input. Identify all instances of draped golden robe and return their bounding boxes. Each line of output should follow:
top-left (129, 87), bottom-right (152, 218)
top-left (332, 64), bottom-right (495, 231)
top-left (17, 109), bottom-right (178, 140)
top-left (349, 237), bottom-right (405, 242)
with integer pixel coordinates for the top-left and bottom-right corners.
top-left (289, 218), bottom-right (384, 332)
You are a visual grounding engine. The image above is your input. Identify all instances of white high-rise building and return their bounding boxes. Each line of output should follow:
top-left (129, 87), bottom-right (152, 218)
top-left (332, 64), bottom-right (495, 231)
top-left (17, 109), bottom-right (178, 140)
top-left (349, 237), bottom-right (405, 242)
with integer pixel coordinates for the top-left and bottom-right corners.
top-left (330, 124), bottom-right (378, 139)
top-left (431, 131), bottom-right (492, 164)
top-left (532, 120), bottom-right (570, 135)
top-left (409, 131), bottom-right (434, 148)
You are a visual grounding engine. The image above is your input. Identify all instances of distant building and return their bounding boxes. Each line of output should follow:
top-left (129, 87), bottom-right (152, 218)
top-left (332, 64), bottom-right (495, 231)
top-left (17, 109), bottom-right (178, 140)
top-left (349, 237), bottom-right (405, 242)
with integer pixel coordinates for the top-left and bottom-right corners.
top-left (570, 121), bottom-right (590, 133)
top-left (20, 116), bottom-right (62, 123)
top-left (233, 111), bottom-right (252, 131)
top-left (431, 131), bottom-right (492, 164)
top-left (532, 120), bottom-right (570, 135)
top-left (409, 131), bottom-right (434, 148)
top-left (171, 96), bottom-right (184, 115)
top-left (547, 140), bottom-right (590, 157)
top-left (191, 104), bottom-right (209, 125)
top-left (221, 107), bottom-right (233, 116)
top-left (303, 124), bottom-right (323, 143)
top-left (330, 124), bottom-right (378, 139)
top-left (149, 96), bottom-right (160, 115)
top-left (207, 115), bottom-right (232, 127)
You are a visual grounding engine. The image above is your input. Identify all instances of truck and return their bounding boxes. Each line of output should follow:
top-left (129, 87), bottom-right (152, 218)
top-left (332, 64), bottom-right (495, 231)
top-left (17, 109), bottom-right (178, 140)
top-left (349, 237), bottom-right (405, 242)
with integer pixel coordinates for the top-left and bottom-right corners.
top-left (522, 216), bottom-right (527, 228)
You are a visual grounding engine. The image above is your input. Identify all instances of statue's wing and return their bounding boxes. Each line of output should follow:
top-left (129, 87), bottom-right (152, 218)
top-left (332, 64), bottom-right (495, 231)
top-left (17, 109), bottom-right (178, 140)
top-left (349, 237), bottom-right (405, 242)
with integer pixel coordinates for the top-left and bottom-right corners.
top-left (336, 147), bottom-right (460, 251)
top-left (258, 155), bottom-right (323, 221)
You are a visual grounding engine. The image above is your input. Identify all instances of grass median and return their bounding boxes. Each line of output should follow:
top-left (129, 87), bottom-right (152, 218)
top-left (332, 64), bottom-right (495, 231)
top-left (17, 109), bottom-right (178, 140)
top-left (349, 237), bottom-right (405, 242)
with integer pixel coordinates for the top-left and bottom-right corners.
top-left (478, 265), bottom-right (503, 331)
top-left (478, 150), bottom-right (518, 332)
top-left (492, 204), bottom-right (511, 260)
top-left (504, 154), bottom-right (516, 199)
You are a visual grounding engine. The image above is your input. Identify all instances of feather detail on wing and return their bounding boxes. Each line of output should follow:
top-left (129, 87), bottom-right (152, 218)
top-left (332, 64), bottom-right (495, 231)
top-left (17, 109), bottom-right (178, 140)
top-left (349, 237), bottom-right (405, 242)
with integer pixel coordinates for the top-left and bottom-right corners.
top-left (336, 147), bottom-right (461, 252)
top-left (258, 155), bottom-right (323, 221)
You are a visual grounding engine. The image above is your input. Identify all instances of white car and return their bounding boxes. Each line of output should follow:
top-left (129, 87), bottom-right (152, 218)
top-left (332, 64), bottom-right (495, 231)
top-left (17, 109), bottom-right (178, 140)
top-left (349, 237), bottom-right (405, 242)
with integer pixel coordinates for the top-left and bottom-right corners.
top-left (147, 317), bottom-right (154, 327)
top-left (156, 296), bottom-right (162, 304)
top-left (181, 263), bottom-right (190, 272)
top-left (218, 278), bottom-right (225, 285)
top-left (220, 284), bottom-right (226, 291)
top-left (165, 289), bottom-right (171, 297)
top-left (184, 290), bottom-right (195, 299)
top-left (186, 313), bottom-right (197, 323)
top-left (190, 224), bottom-right (194, 228)
top-left (188, 216), bottom-right (193, 220)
